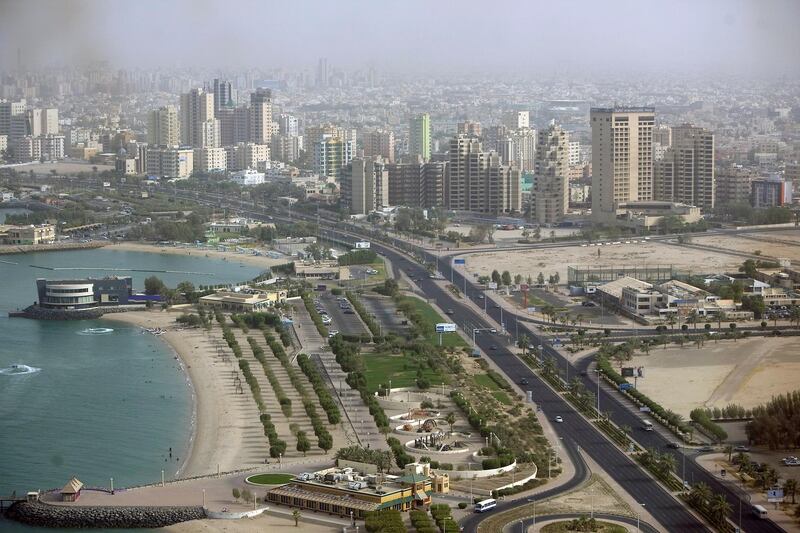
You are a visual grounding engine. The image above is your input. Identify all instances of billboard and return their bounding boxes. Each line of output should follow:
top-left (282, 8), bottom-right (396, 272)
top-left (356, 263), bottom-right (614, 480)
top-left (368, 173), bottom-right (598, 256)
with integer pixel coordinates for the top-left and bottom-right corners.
top-left (453, 258), bottom-right (466, 265)
top-left (435, 323), bottom-right (457, 333)
top-left (768, 488), bottom-right (784, 502)
top-left (622, 367), bottom-right (635, 377)
top-left (520, 284), bottom-right (529, 291)
top-left (355, 241), bottom-right (371, 249)
top-left (488, 282), bottom-right (498, 290)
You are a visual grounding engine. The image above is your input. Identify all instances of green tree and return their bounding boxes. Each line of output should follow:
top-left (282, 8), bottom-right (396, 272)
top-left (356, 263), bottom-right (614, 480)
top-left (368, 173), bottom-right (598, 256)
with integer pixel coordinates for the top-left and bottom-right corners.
top-left (445, 412), bottom-right (457, 434)
top-left (784, 479), bottom-right (798, 504)
top-left (739, 259), bottom-right (758, 278)
top-left (689, 482), bottom-right (712, 508)
top-left (176, 281), bottom-right (195, 295)
top-left (491, 270), bottom-right (502, 285)
top-left (232, 488), bottom-right (241, 502)
top-left (144, 276), bottom-right (166, 295)
top-left (292, 509), bottom-right (300, 527)
top-left (501, 271), bottom-right (512, 286)
top-left (537, 272), bottom-right (545, 285)
top-left (708, 493), bottom-right (732, 529)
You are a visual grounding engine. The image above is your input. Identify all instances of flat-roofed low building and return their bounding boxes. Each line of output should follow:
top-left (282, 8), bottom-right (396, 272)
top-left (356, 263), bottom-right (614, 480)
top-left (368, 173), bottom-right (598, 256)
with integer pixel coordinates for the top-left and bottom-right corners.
top-left (294, 261), bottom-right (340, 280)
top-left (266, 464), bottom-right (435, 519)
top-left (0, 223), bottom-right (56, 244)
top-left (595, 201), bottom-right (702, 230)
top-left (199, 289), bottom-right (287, 313)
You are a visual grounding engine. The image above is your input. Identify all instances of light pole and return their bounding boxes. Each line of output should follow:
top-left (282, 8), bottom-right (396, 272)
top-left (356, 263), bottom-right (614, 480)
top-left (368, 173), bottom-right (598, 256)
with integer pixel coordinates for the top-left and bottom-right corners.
top-left (595, 368), bottom-right (601, 419)
top-left (202, 488), bottom-right (206, 508)
top-left (637, 502), bottom-right (645, 533)
top-left (110, 477), bottom-right (114, 495)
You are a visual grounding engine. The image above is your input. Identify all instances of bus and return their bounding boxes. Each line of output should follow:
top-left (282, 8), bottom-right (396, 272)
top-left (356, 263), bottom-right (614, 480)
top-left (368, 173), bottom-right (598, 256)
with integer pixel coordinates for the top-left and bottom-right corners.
top-left (752, 504), bottom-right (768, 518)
top-left (641, 420), bottom-right (654, 431)
top-left (474, 498), bottom-right (497, 513)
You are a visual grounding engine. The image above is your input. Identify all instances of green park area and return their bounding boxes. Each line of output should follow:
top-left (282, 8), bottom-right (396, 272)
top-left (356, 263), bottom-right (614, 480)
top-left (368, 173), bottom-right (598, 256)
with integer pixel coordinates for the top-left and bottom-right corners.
top-left (396, 295), bottom-right (468, 348)
top-left (363, 354), bottom-right (447, 393)
top-left (246, 473), bottom-right (295, 485)
top-left (472, 374), bottom-right (512, 405)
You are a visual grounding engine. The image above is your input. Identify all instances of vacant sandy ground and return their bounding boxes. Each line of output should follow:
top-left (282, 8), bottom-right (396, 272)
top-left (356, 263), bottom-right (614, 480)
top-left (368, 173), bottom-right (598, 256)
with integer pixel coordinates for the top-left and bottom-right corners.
top-left (111, 241), bottom-right (289, 271)
top-left (692, 231), bottom-right (800, 263)
top-left (463, 241), bottom-right (743, 284)
top-left (629, 337), bottom-right (800, 417)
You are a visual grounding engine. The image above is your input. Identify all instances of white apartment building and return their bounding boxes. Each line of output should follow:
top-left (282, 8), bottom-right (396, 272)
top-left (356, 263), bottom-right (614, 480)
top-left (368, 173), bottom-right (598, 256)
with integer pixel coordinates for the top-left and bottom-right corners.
top-left (146, 147), bottom-right (194, 179)
top-left (180, 88), bottom-right (217, 148)
top-left (194, 147), bottom-right (227, 173)
top-left (225, 142), bottom-right (270, 172)
top-left (249, 88), bottom-right (273, 144)
top-left (230, 169), bottom-right (265, 186)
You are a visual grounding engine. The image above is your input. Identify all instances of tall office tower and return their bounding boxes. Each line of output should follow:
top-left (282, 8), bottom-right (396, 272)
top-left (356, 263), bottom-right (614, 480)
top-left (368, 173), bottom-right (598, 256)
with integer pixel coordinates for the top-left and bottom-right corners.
top-left (180, 88), bottom-right (217, 147)
top-left (457, 121), bottom-right (482, 137)
top-left (533, 122), bottom-right (570, 224)
top-left (409, 113), bottom-right (431, 162)
top-left (670, 124), bottom-right (715, 210)
top-left (512, 128), bottom-right (537, 171)
top-left (278, 114), bottom-right (299, 137)
top-left (484, 124), bottom-right (509, 152)
top-left (25, 109), bottom-right (43, 137)
top-left (305, 124), bottom-right (353, 146)
top-left (212, 78), bottom-right (233, 113)
top-left (653, 124), bottom-right (672, 161)
top-left (147, 105), bottom-right (180, 146)
top-left (0, 99), bottom-right (26, 137)
top-left (445, 135), bottom-right (520, 214)
top-left (386, 161), bottom-right (446, 208)
top-left (341, 158), bottom-right (389, 215)
top-left (497, 137), bottom-right (515, 167)
top-left (363, 129), bottom-right (395, 163)
top-left (313, 134), bottom-right (354, 181)
top-left (249, 88), bottom-right (273, 144)
top-left (504, 111), bottom-right (529, 130)
top-left (316, 58), bottom-right (328, 88)
top-left (590, 106), bottom-right (655, 219)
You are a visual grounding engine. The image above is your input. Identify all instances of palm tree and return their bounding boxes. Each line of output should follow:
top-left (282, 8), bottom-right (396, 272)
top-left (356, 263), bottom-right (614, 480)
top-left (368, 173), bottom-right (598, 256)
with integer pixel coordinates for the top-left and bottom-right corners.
top-left (518, 334), bottom-right (530, 355)
top-left (724, 444), bottom-right (733, 462)
top-left (790, 306), bottom-right (800, 328)
top-left (660, 453), bottom-right (677, 476)
top-left (666, 313), bottom-right (677, 330)
top-left (716, 311), bottom-right (726, 331)
top-left (292, 509), bottom-right (300, 527)
top-left (708, 493), bottom-right (732, 529)
top-left (784, 479), bottom-right (798, 504)
top-left (444, 412), bottom-right (457, 434)
top-left (689, 482), bottom-right (712, 508)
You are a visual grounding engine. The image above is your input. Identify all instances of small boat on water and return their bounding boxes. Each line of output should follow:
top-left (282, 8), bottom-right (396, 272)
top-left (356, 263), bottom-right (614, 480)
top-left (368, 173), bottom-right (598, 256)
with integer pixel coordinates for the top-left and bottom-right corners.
top-left (80, 327), bottom-right (115, 335)
top-left (141, 327), bottom-right (166, 336)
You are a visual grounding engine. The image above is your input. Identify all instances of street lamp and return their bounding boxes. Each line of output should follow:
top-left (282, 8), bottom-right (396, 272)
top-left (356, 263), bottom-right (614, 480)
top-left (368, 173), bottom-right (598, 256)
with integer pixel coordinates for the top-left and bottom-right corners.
top-left (637, 502), bottom-right (645, 533)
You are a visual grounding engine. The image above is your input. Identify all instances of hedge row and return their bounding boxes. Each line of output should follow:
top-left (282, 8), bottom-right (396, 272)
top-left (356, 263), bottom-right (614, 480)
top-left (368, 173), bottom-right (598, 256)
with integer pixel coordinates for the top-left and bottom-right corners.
top-left (386, 437), bottom-right (413, 469)
top-left (330, 336), bottom-right (390, 430)
top-left (410, 509), bottom-right (437, 533)
top-left (260, 413), bottom-right (287, 458)
top-left (430, 504), bottom-right (458, 533)
top-left (493, 476), bottom-right (546, 498)
top-left (302, 293), bottom-right (329, 337)
top-left (345, 290), bottom-right (380, 338)
top-left (218, 321), bottom-right (266, 412)
top-left (364, 509), bottom-right (405, 533)
top-left (264, 331), bottom-right (333, 453)
top-left (247, 337), bottom-right (292, 417)
top-left (689, 408), bottom-right (729, 442)
top-left (296, 353), bottom-right (341, 424)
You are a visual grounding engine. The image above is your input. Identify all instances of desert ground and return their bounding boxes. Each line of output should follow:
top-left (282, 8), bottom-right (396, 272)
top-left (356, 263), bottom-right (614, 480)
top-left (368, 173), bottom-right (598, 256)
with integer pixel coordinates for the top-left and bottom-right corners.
top-left (628, 336), bottom-right (800, 417)
top-left (691, 230), bottom-right (800, 264)
top-left (463, 240), bottom-right (744, 286)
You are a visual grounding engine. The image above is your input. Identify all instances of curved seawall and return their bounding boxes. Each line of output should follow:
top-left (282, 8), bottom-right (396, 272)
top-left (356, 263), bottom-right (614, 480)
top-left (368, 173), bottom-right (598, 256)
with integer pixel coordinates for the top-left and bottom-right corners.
top-left (6, 501), bottom-right (205, 529)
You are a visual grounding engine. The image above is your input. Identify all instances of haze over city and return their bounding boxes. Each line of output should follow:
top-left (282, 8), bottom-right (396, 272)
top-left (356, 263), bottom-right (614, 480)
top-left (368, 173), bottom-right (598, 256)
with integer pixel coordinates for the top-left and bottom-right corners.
top-left (1, 1), bottom-right (800, 532)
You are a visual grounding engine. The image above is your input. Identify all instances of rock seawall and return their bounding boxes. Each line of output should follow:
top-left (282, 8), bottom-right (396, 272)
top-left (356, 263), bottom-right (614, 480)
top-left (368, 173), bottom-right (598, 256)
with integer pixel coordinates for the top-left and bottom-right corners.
top-left (5, 501), bottom-right (206, 528)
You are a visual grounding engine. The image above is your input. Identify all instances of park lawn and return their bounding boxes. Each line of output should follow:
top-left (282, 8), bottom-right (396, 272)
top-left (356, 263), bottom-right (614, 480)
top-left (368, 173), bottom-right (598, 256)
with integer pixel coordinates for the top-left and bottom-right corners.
top-left (363, 355), bottom-right (445, 393)
top-left (399, 296), bottom-right (468, 348)
top-left (492, 391), bottom-right (513, 405)
top-left (473, 373), bottom-right (501, 390)
top-left (541, 520), bottom-right (627, 533)
top-left (246, 473), bottom-right (295, 485)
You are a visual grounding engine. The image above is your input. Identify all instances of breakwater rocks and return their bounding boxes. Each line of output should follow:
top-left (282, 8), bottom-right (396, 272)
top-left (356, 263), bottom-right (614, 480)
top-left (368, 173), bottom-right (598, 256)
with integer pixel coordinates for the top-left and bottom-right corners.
top-left (15, 305), bottom-right (105, 320)
top-left (0, 241), bottom-right (107, 255)
top-left (6, 501), bottom-right (206, 528)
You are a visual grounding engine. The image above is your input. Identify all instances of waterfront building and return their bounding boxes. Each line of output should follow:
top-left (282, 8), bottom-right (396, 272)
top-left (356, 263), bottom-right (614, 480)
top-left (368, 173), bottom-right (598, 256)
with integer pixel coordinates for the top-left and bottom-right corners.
top-left (0, 223), bottom-right (55, 244)
top-left (591, 106), bottom-right (655, 220)
top-left (35, 277), bottom-right (135, 309)
top-left (199, 289), bottom-right (287, 312)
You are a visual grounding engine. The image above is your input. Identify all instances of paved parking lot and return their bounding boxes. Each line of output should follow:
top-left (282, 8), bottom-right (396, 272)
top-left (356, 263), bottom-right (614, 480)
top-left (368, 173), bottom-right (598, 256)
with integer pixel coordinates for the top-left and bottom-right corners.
top-left (315, 292), bottom-right (369, 337)
top-left (359, 294), bottom-right (408, 334)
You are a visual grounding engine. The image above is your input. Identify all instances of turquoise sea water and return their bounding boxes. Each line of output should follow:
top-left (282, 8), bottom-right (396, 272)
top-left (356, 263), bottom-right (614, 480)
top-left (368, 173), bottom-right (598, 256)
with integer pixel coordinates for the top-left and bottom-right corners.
top-left (0, 247), bottom-right (263, 531)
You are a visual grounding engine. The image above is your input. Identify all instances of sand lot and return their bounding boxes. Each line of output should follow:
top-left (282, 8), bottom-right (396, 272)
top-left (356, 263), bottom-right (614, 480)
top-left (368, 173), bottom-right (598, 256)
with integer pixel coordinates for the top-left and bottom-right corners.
top-left (692, 230), bottom-right (800, 264)
top-left (629, 337), bottom-right (800, 417)
top-left (463, 240), bottom-right (743, 284)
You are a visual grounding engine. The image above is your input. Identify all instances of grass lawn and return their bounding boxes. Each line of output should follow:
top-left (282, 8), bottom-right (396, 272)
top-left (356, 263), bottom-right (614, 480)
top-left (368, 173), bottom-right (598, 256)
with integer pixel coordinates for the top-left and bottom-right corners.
top-left (473, 373), bottom-right (501, 390)
top-left (541, 520), bottom-right (627, 533)
top-left (398, 295), bottom-right (468, 348)
top-left (246, 473), bottom-right (295, 485)
top-left (363, 355), bottom-right (446, 393)
top-left (492, 391), bottom-right (513, 405)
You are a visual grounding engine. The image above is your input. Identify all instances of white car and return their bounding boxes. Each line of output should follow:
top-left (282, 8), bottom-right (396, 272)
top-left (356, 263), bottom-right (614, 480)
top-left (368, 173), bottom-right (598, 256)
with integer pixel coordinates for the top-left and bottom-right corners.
top-left (489, 328), bottom-right (498, 333)
top-left (328, 330), bottom-right (339, 338)
top-left (554, 416), bottom-right (564, 423)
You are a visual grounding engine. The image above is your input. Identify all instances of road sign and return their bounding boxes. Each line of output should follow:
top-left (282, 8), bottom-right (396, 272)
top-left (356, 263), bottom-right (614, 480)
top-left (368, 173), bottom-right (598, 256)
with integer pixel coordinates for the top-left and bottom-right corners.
top-left (435, 323), bottom-right (457, 333)
top-left (355, 241), bottom-right (371, 249)
top-left (488, 282), bottom-right (498, 289)
top-left (453, 258), bottom-right (466, 265)
top-left (527, 307), bottom-right (536, 313)
top-left (520, 283), bottom-right (529, 291)
top-left (768, 488), bottom-right (784, 502)
top-left (622, 367), bottom-right (635, 377)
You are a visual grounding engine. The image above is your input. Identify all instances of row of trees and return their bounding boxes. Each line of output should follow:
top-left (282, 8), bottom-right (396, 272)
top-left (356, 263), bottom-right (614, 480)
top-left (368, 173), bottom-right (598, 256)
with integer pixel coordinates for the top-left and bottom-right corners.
top-left (746, 390), bottom-right (800, 449)
top-left (685, 482), bottom-right (732, 531)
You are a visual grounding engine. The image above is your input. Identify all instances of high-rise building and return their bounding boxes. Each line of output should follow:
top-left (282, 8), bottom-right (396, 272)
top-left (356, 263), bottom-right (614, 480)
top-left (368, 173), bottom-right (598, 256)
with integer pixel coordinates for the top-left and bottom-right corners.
top-left (316, 58), bottom-right (328, 88)
top-left (306, 124), bottom-right (355, 146)
top-left (313, 134), bottom-right (354, 181)
top-left (194, 147), bottom-right (227, 173)
top-left (363, 129), bottom-right (395, 163)
top-left (386, 161), bottom-right (445, 208)
top-left (568, 141), bottom-right (581, 166)
top-left (533, 122), bottom-right (570, 224)
top-left (41, 108), bottom-right (58, 135)
top-left (715, 167), bottom-right (757, 206)
top-left (409, 113), bottom-right (431, 162)
top-left (147, 105), bottom-right (180, 147)
top-left (180, 88), bottom-right (217, 148)
top-left (271, 134), bottom-right (303, 163)
top-left (225, 142), bottom-right (270, 172)
top-left (751, 177), bottom-right (792, 208)
top-left (278, 114), bottom-right (299, 137)
top-left (504, 111), bottom-right (529, 130)
top-left (590, 107), bottom-right (655, 219)
top-left (457, 121), bottom-right (482, 137)
top-left (212, 78), bottom-right (233, 113)
top-left (341, 158), bottom-right (388, 215)
top-left (445, 135), bottom-right (520, 214)
top-left (668, 124), bottom-right (715, 209)
top-left (145, 146), bottom-right (194, 178)
top-left (0, 100), bottom-right (26, 137)
top-left (249, 88), bottom-right (273, 144)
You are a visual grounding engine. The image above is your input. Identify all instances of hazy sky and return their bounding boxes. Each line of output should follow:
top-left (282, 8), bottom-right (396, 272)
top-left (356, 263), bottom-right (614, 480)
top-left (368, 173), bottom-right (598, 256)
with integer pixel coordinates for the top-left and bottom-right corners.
top-left (1, 0), bottom-right (799, 76)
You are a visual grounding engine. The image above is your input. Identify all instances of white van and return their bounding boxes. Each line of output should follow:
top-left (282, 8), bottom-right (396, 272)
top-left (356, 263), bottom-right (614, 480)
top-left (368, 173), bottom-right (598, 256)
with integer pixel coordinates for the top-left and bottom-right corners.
top-left (752, 504), bottom-right (768, 518)
top-left (642, 420), bottom-right (654, 431)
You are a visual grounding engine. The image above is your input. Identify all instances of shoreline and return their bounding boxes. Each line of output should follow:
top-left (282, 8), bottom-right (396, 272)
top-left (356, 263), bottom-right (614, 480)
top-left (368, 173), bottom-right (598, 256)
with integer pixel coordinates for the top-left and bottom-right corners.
top-left (108, 241), bottom-right (290, 271)
top-left (102, 310), bottom-right (250, 480)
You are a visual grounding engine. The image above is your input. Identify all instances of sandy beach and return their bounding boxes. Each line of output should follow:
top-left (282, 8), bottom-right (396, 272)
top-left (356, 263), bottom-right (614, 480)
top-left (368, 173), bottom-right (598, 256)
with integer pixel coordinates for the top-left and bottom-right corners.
top-left (103, 310), bottom-right (261, 478)
top-left (109, 241), bottom-right (291, 271)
